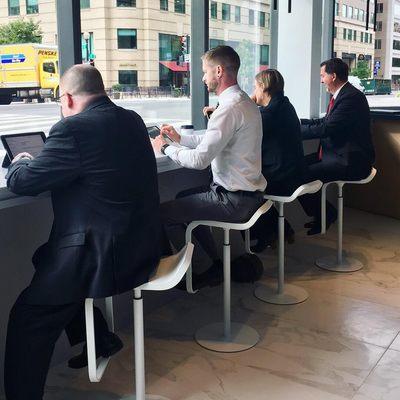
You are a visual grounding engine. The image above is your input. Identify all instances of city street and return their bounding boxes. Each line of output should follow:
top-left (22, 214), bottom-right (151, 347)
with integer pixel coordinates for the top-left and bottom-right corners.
top-left (0, 93), bottom-right (399, 141)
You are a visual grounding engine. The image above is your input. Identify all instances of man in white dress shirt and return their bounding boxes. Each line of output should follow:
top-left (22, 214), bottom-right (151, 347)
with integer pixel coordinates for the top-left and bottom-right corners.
top-left (153, 46), bottom-right (266, 288)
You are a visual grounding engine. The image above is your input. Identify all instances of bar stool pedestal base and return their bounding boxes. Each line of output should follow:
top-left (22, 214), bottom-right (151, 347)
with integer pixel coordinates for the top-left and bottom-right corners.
top-left (316, 255), bottom-right (363, 272)
top-left (195, 322), bottom-right (259, 353)
top-left (254, 283), bottom-right (309, 305)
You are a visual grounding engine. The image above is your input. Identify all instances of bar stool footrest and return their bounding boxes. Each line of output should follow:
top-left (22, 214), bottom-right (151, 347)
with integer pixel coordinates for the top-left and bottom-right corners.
top-left (316, 255), bottom-right (363, 272)
top-left (195, 322), bottom-right (259, 353)
top-left (254, 283), bottom-right (309, 305)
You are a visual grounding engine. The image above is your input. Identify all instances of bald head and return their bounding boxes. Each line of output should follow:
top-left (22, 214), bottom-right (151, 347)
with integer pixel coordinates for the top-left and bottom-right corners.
top-left (60, 64), bottom-right (106, 96)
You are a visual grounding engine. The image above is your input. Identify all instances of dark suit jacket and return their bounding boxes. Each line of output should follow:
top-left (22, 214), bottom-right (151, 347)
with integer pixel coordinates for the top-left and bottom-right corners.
top-left (260, 93), bottom-right (305, 194)
top-left (6, 96), bottom-right (161, 305)
top-left (301, 82), bottom-right (375, 176)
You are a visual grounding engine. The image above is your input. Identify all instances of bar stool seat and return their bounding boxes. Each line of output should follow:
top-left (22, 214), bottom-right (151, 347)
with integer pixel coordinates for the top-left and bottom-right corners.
top-left (185, 200), bottom-right (273, 353)
top-left (85, 243), bottom-right (194, 400)
top-left (253, 180), bottom-right (323, 305)
top-left (316, 167), bottom-right (377, 272)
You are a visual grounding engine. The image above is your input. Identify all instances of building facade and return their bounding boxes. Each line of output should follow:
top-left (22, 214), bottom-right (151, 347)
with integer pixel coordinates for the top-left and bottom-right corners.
top-left (0, 0), bottom-right (271, 90)
top-left (334, 0), bottom-right (375, 73)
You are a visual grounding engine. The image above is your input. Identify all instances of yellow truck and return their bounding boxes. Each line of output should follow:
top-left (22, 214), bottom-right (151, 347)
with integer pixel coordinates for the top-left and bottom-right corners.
top-left (0, 43), bottom-right (59, 105)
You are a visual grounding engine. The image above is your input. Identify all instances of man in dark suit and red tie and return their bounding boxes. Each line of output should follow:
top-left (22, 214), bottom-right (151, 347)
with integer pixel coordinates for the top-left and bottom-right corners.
top-left (298, 57), bottom-right (375, 235)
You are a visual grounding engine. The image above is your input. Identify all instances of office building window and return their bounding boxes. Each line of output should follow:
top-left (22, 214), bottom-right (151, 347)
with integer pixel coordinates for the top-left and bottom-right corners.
top-left (376, 39), bottom-right (382, 49)
top-left (260, 44), bottom-right (269, 65)
top-left (26, 0), bottom-right (39, 14)
top-left (394, 40), bottom-right (400, 50)
top-left (377, 3), bottom-right (383, 13)
top-left (343, 28), bottom-right (347, 40)
top-left (80, 0), bottom-right (90, 8)
top-left (342, 4), bottom-right (347, 18)
top-left (259, 11), bottom-right (265, 27)
top-left (211, 1), bottom-right (217, 19)
top-left (334, 26), bottom-right (337, 38)
top-left (8, 0), bottom-right (20, 15)
top-left (360, 32), bottom-right (364, 42)
top-left (369, 33), bottom-right (372, 44)
top-left (392, 58), bottom-right (400, 67)
top-left (377, 21), bottom-right (382, 31)
top-left (222, 3), bottom-right (231, 21)
top-left (117, 0), bottom-right (136, 6)
top-left (360, 9), bottom-right (365, 21)
top-left (353, 30), bottom-right (357, 41)
top-left (354, 8), bottom-right (358, 20)
top-left (335, 1), bottom-right (339, 16)
top-left (348, 6), bottom-right (353, 19)
top-left (249, 9), bottom-right (255, 25)
top-left (174, 0), bottom-right (185, 14)
top-left (160, 0), bottom-right (168, 11)
top-left (347, 29), bottom-right (352, 40)
top-left (235, 6), bottom-right (241, 23)
top-left (118, 70), bottom-right (138, 86)
top-left (117, 29), bottom-right (137, 49)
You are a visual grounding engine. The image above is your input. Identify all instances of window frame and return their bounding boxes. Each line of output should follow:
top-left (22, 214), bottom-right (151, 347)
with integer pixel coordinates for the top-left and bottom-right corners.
top-left (117, 28), bottom-right (138, 49)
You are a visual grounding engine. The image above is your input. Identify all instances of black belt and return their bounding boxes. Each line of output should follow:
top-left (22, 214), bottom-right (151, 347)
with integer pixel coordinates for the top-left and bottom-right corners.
top-left (213, 184), bottom-right (263, 197)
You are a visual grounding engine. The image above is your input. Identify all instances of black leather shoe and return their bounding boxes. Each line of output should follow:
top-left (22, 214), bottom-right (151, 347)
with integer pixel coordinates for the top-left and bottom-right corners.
top-left (68, 332), bottom-right (123, 369)
top-left (306, 215), bottom-right (337, 236)
top-left (251, 230), bottom-right (295, 253)
top-left (176, 260), bottom-right (223, 291)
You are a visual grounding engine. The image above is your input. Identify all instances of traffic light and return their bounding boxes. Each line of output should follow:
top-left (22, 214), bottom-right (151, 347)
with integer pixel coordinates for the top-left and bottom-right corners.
top-left (180, 35), bottom-right (188, 54)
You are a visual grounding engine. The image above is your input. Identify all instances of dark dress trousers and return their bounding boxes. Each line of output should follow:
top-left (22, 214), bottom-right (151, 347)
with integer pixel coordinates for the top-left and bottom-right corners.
top-left (298, 82), bottom-right (375, 220)
top-left (251, 93), bottom-right (305, 241)
top-left (4, 96), bottom-right (161, 400)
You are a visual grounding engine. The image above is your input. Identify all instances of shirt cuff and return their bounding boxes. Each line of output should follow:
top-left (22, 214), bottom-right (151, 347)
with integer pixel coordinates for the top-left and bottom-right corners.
top-left (164, 145), bottom-right (177, 158)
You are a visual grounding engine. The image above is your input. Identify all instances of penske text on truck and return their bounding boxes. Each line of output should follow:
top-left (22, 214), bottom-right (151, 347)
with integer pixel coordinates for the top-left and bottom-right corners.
top-left (0, 43), bottom-right (59, 105)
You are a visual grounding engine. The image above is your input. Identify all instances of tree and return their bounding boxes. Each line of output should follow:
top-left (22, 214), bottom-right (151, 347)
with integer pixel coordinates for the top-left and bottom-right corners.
top-left (350, 60), bottom-right (371, 80)
top-left (235, 40), bottom-right (257, 94)
top-left (0, 19), bottom-right (42, 45)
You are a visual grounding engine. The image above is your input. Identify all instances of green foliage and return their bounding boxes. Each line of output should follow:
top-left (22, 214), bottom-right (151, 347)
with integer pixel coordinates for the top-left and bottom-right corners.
top-left (350, 60), bottom-right (371, 80)
top-left (0, 19), bottom-right (42, 45)
top-left (235, 40), bottom-right (257, 94)
top-left (111, 83), bottom-right (123, 91)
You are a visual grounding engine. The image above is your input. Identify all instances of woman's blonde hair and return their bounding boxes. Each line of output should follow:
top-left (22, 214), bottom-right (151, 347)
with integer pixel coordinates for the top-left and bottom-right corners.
top-left (255, 69), bottom-right (284, 97)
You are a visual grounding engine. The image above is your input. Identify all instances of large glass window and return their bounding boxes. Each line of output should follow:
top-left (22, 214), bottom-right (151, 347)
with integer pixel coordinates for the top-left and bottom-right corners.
top-left (394, 40), bottom-right (400, 50)
top-left (392, 58), bottom-right (400, 67)
top-left (335, 1), bottom-right (339, 16)
top-left (117, 29), bottom-right (137, 49)
top-left (8, 0), bottom-right (20, 15)
top-left (211, 1), bottom-right (217, 19)
top-left (119, 70), bottom-right (138, 86)
top-left (342, 4), bottom-right (347, 18)
top-left (235, 6), bottom-right (241, 23)
top-left (222, 4), bottom-right (231, 21)
top-left (160, 0), bottom-right (168, 11)
top-left (80, 0), bottom-right (90, 9)
top-left (174, 0), bottom-right (185, 14)
top-left (259, 11), bottom-right (265, 27)
top-left (26, 0), bottom-right (39, 14)
top-left (117, 0), bottom-right (136, 6)
top-left (249, 9), bottom-right (255, 25)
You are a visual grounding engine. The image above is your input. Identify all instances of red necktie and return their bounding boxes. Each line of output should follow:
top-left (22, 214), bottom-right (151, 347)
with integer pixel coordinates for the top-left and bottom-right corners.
top-left (318, 97), bottom-right (335, 160)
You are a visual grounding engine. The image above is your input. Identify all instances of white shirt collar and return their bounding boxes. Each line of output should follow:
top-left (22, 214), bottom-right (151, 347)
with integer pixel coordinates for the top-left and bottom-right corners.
top-left (218, 84), bottom-right (240, 105)
top-left (333, 81), bottom-right (348, 100)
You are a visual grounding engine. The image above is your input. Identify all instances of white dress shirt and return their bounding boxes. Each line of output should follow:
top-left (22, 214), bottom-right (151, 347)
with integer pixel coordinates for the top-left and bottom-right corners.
top-left (333, 81), bottom-right (348, 100)
top-left (164, 84), bottom-right (267, 192)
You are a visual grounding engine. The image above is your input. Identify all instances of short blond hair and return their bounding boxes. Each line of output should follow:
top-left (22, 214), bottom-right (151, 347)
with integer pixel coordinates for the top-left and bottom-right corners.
top-left (255, 69), bottom-right (284, 97)
top-left (202, 45), bottom-right (240, 77)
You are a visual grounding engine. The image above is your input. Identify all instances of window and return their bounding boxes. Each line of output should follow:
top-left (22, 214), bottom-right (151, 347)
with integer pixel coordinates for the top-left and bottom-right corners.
top-left (361, 32), bottom-right (364, 42)
top-left (392, 58), bottom-right (400, 68)
top-left (80, 0), bottom-right (90, 8)
top-left (343, 28), bottom-right (347, 40)
top-left (259, 11), bottom-right (265, 27)
top-left (249, 9), bottom-right (255, 25)
top-left (118, 70), bottom-right (138, 86)
top-left (174, 0), bottom-right (185, 14)
top-left (8, 0), bottom-right (20, 15)
top-left (333, 26), bottom-right (337, 38)
top-left (354, 8), bottom-right (358, 20)
top-left (342, 4), bottom-right (347, 18)
top-left (26, 0), bottom-right (39, 14)
top-left (117, 0), bottom-right (136, 6)
top-left (348, 6), bottom-right (353, 19)
top-left (353, 30), bottom-right (357, 41)
top-left (81, 32), bottom-right (94, 62)
top-left (365, 32), bottom-right (369, 43)
top-left (335, 1), bottom-right (339, 16)
top-left (117, 29), bottom-right (137, 49)
top-left (160, 0), bottom-right (168, 11)
top-left (222, 4), bottom-right (231, 21)
top-left (377, 3), bottom-right (383, 13)
top-left (394, 40), bottom-right (400, 51)
top-left (43, 62), bottom-right (55, 74)
top-left (211, 1), bottom-right (217, 19)
top-left (360, 10), bottom-right (365, 22)
top-left (377, 21), bottom-right (382, 31)
top-left (369, 33), bottom-right (372, 44)
top-left (348, 29), bottom-right (352, 40)
top-left (260, 44), bottom-right (269, 65)
top-left (235, 6), bottom-right (241, 23)
top-left (375, 39), bottom-right (382, 50)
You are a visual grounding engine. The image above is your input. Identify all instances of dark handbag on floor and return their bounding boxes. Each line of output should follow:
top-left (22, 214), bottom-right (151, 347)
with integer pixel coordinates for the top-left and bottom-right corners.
top-left (231, 253), bottom-right (263, 283)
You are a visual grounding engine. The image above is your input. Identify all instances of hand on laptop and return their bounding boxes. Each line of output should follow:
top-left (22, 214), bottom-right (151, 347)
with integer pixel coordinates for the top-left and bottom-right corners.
top-left (12, 152), bottom-right (34, 163)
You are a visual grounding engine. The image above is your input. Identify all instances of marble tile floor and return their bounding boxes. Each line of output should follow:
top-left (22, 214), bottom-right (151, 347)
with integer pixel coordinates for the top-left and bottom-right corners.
top-left (17, 208), bottom-right (400, 399)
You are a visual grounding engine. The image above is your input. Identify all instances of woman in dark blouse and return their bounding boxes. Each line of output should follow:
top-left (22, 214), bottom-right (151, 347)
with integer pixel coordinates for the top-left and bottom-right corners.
top-left (250, 69), bottom-right (305, 252)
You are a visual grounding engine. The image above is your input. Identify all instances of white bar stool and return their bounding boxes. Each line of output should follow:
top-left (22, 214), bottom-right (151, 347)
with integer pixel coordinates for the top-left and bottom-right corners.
top-left (316, 167), bottom-right (377, 272)
top-left (253, 180), bottom-right (323, 305)
top-left (185, 200), bottom-right (273, 353)
top-left (85, 243), bottom-right (194, 400)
